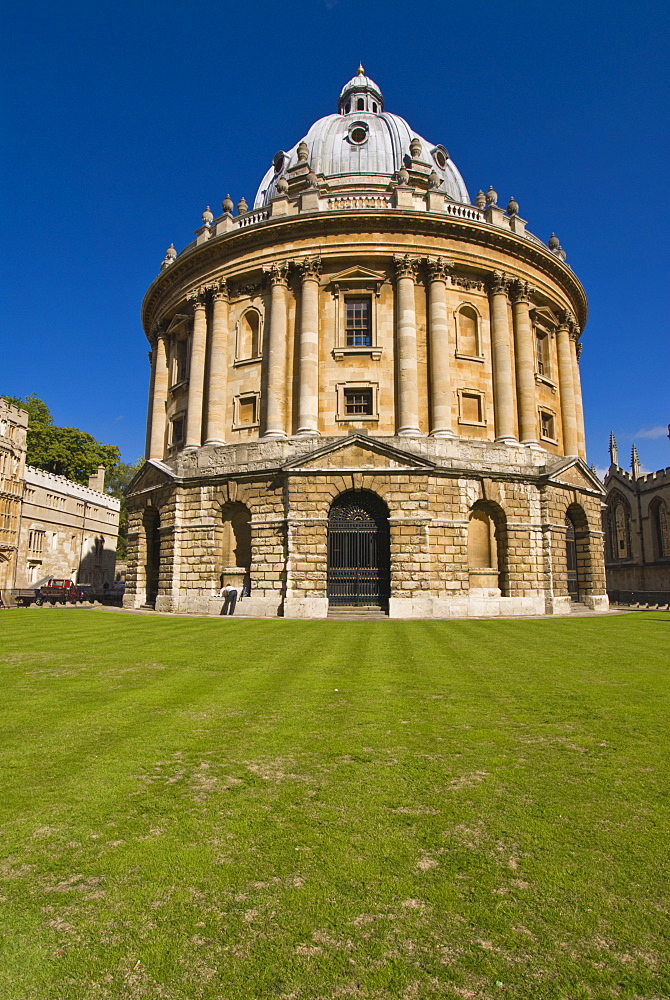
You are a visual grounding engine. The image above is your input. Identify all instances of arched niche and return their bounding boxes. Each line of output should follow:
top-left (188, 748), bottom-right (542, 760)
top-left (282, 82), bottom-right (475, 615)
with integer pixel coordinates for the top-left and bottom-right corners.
top-left (236, 309), bottom-right (262, 362)
top-left (455, 304), bottom-right (481, 358)
top-left (606, 491), bottom-right (632, 561)
top-left (467, 500), bottom-right (507, 595)
top-left (218, 501), bottom-right (251, 593)
top-left (565, 502), bottom-right (592, 600)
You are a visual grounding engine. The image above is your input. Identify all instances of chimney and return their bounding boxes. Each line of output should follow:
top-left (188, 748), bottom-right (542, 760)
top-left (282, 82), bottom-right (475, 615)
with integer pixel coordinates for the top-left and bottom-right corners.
top-left (88, 464), bottom-right (106, 492)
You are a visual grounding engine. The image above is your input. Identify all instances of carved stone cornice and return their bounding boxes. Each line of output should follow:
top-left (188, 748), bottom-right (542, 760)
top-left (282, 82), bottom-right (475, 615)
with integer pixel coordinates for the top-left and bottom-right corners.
top-left (230, 278), bottom-right (265, 300)
top-left (142, 212), bottom-right (588, 336)
top-left (298, 256), bottom-right (322, 281)
top-left (451, 274), bottom-right (485, 291)
top-left (509, 279), bottom-right (534, 304)
top-left (425, 256), bottom-right (452, 283)
top-left (264, 261), bottom-right (290, 287)
top-left (393, 254), bottom-right (420, 280)
top-left (486, 270), bottom-right (509, 296)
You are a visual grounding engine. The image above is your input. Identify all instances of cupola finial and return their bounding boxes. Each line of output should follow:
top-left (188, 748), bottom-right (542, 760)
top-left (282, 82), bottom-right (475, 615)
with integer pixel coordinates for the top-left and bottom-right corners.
top-left (357, 63), bottom-right (365, 76)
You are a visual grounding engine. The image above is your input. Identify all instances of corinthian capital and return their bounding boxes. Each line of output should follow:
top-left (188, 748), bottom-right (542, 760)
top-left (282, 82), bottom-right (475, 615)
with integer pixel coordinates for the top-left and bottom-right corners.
top-left (209, 278), bottom-right (229, 302)
top-left (264, 261), bottom-right (290, 287)
top-left (393, 254), bottom-right (419, 280)
top-left (486, 270), bottom-right (509, 296)
top-left (509, 279), bottom-right (534, 303)
top-left (556, 308), bottom-right (575, 330)
top-left (187, 286), bottom-right (207, 309)
top-left (299, 256), bottom-right (322, 281)
top-left (425, 256), bottom-right (453, 283)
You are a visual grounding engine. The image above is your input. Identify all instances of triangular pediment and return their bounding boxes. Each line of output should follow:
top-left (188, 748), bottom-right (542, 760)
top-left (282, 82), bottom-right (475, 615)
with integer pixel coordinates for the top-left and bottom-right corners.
top-left (166, 314), bottom-right (189, 334)
top-left (329, 266), bottom-right (387, 285)
top-left (127, 459), bottom-right (175, 496)
top-left (284, 435), bottom-right (435, 472)
top-left (545, 457), bottom-right (605, 494)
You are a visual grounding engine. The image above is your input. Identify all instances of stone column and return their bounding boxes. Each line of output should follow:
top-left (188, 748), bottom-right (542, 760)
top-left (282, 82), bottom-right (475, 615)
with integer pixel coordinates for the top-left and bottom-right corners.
top-left (185, 289), bottom-right (208, 450)
top-left (393, 255), bottom-right (421, 437)
top-left (556, 311), bottom-right (579, 457)
top-left (263, 262), bottom-right (290, 439)
top-left (295, 257), bottom-right (321, 437)
top-left (426, 257), bottom-right (454, 438)
top-left (571, 331), bottom-right (587, 459)
top-left (148, 328), bottom-right (168, 460)
top-left (205, 280), bottom-right (229, 445)
top-left (510, 280), bottom-right (538, 444)
top-left (487, 272), bottom-right (517, 443)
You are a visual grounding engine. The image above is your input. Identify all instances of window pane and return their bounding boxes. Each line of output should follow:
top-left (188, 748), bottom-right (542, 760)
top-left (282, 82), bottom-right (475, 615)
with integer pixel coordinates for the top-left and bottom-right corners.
top-left (344, 389), bottom-right (373, 415)
top-left (346, 299), bottom-right (371, 346)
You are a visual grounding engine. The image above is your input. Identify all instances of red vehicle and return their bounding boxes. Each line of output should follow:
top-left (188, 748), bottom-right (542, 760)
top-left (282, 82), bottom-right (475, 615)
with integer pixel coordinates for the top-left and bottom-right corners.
top-left (11, 579), bottom-right (90, 607)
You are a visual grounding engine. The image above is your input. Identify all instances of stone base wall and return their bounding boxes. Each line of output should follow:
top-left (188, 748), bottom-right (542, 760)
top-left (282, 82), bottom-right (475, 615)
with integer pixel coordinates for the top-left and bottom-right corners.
top-left (125, 440), bottom-right (608, 619)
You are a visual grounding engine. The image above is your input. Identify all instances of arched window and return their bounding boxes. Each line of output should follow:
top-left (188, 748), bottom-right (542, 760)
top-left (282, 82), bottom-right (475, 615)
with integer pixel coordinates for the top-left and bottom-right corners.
top-left (236, 309), bottom-right (261, 361)
top-left (456, 305), bottom-right (479, 357)
top-left (651, 498), bottom-right (670, 558)
top-left (607, 493), bottom-right (631, 561)
top-left (357, 97), bottom-right (364, 111)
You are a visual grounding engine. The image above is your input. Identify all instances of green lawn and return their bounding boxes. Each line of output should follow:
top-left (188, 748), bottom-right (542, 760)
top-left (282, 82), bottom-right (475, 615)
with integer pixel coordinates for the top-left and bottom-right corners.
top-left (0, 610), bottom-right (667, 1000)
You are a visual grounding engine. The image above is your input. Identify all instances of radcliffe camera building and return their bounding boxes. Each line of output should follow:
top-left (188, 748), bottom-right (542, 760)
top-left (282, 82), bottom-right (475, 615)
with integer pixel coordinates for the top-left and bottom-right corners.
top-left (126, 69), bottom-right (608, 618)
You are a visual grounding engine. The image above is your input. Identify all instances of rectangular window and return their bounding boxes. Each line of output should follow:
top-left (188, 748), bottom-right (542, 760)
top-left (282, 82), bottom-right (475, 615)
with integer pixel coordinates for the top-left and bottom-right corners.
top-left (459, 392), bottom-right (483, 424)
top-left (536, 333), bottom-right (546, 375)
top-left (540, 411), bottom-right (555, 440)
top-left (345, 298), bottom-right (371, 347)
top-left (344, 388), bottom-right (373, 415)
top-left (28, 529), bottom-right (45, 554)
top-left (171, 415), bottom-right (185, 446)
top-left (174, 339), bottom-right (189, 384)
top-left (238, 395), bottom-right (257, 425)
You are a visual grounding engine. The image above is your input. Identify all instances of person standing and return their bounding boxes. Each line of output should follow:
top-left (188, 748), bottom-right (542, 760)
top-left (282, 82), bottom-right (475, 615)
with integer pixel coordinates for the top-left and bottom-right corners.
top-left (220, 584), bottom-right (238, 616)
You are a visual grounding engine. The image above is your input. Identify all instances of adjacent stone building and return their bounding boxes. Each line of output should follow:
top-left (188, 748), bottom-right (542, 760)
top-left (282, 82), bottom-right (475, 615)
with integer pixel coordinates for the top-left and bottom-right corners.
top-left (126, 69), bottom-right (608, 618)
top-left (15, 465), bottom-right (120, 590)
top-left (604, 433), bottom-right (670, 601)
top-left (0, 399), bottom-right (28, 595)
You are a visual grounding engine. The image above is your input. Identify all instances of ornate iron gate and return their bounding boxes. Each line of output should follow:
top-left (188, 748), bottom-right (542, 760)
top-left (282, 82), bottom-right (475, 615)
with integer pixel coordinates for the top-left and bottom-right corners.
top-left (328, 492), bottom-right (390, 607)
top-left (565, 517), bottom-right (579, 601)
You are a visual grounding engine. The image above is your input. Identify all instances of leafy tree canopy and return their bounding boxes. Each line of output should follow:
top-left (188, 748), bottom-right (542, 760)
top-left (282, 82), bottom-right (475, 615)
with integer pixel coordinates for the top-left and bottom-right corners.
top-left (1, 393), bottom-right (121, 485)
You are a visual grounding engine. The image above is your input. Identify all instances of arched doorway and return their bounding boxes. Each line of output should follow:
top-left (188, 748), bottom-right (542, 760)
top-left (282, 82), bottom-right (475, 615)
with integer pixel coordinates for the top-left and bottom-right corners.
top-left (143, 508), bottom-right (161, 608)
top-left (565, 515), bottom-right (579, 601)
top-left (219, 502), bottom-right (251, 594)
top-left (328, 491), bottom-right (390, 608)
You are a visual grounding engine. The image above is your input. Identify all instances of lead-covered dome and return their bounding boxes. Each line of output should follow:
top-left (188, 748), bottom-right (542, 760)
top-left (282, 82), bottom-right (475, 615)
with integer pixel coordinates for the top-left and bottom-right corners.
top-left (254, 68), bottom-right (470, 208)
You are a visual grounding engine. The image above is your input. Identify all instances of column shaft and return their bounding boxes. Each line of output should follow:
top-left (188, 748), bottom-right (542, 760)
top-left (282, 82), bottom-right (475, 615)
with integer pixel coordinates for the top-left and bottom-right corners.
top-left (571, 336), bottom-right (587, 459)
top-left (427, 262), bottom-right (453, 437)
top-left (263, 264), bottom-right (289, 438)
top-left (394, 256), bottom-right (421, 436)
top-left (296, 260), bottom-right (320, 437)
top-left (148, 334), bottom-right (168, 460)
top-left (511, 285), bottom-right (538, 444)
top-left (556, 320), bottom-right (579, 456)
top-left (487, 274), bottom-right (517, 442)
top-left (205, 285), bottom-right (229, 445)
top-left (185, 296), bottom-right (208, 449)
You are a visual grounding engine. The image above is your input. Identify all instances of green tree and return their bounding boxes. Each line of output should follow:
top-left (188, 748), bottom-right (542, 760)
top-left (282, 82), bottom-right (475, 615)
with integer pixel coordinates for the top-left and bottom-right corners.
top-left (1, 393), bottom-right (121, 485)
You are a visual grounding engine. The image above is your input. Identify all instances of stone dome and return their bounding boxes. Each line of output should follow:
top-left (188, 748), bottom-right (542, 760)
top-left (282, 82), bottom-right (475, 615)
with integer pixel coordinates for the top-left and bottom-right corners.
top-left (254, 69), bottom-right (470, 208)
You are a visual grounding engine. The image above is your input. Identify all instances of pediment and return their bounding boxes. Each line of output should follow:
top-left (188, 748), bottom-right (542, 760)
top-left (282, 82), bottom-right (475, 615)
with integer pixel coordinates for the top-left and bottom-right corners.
top-left (545, 457), bottom-right (605, 494)
top-left (328, 265), bottom-right (387, 287)
top-left (127, 459), bottom-right (175, 496)
top-left (166, 313), bottom-right (189, 335)
top-left (284, 435), bottom-right (435, 472)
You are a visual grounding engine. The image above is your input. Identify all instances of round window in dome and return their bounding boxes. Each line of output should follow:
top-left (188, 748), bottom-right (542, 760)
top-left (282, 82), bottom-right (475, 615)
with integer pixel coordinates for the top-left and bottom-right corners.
top-left (432, 146), bottom-right (449, 169)
top-left (273, 151), bottom-right (285, 173)
top-left (348, 122), bottom-right (369, 145)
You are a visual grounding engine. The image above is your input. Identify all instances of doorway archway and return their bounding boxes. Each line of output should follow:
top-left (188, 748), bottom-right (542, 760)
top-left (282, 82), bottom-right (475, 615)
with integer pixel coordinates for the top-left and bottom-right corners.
top-left (143, 507), bottom-right (161, 608)
top-left (565, 514), bottom-right (579, 601)
top-left (327, 491), bottom-right (390, 608)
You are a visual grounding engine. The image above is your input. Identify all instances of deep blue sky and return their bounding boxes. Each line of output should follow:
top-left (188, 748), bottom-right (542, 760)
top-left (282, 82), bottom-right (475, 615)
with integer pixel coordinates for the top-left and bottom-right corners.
top-left (2, 0), bottom-right (668, 475)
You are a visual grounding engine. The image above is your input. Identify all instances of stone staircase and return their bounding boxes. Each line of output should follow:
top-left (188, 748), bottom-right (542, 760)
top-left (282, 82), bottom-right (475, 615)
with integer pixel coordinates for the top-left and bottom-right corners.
top-left (327, 606), bottom-right (389, 620)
